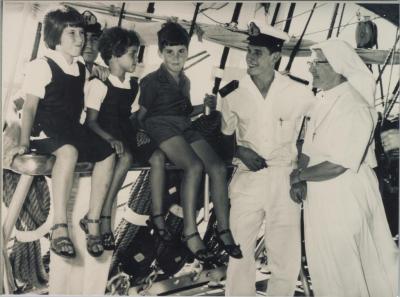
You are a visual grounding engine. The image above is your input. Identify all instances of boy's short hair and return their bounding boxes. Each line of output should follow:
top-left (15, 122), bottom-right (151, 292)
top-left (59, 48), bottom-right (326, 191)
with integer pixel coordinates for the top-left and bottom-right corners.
top-left (43, 5), bottom-right (84, 50)
top-left (98, 27), bottom-right (140, 66)
top-left (157, 22), bottom-right (189, 52)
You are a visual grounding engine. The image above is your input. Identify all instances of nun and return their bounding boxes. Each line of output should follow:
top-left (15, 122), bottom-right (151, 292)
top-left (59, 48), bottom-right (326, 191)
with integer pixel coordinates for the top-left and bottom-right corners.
top-left (290, 39), bottom-right (399, 297)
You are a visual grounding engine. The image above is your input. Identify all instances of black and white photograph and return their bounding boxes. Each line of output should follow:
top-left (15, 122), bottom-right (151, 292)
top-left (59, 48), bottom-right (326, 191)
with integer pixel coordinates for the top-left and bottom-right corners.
top-left (1, 1), bottom-right (399, 296)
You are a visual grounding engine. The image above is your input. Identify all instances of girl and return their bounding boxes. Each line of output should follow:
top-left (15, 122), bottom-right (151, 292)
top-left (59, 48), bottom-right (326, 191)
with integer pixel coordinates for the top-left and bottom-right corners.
top-left (16, 6), bottom-right (115, 258)
top-left (85, 26), bottom-right (142, 249)
top-left (138, 22), bottom-right (243, 261)
top-left (86, 26), bottom-right (172, 248)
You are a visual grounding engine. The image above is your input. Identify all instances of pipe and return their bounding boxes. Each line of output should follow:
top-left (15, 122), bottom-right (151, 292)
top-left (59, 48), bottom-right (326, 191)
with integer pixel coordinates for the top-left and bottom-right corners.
top-left (275, 3), bottom-right (296, 70)
top-left (137, 3), bottom-right (155, 63)
top-left (189, 3), bottom-right (202, 38)
top-left (327, 3), bottom-right (339, 39)
top-left (117, 2), bottom-right (126, 27)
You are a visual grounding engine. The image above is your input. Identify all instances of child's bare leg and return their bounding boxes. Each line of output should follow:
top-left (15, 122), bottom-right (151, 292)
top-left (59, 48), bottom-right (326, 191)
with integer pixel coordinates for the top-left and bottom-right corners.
top-left (159, 136), bottom-right (205, 252)
top-left (149, 149), bottom-right (166, 227)
top-left (191, 140), bottom-right (237, 244)
top-left (87, 153), bottom-right (115, 253)
top-left (51, 144), bottom-right (79, 254)
top-left (100, 151), bottom-right (133, 235)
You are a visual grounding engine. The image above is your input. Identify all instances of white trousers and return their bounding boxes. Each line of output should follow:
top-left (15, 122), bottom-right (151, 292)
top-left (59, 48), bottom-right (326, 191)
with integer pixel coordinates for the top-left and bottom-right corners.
top-left (226, 166), bottom-right (301, 296)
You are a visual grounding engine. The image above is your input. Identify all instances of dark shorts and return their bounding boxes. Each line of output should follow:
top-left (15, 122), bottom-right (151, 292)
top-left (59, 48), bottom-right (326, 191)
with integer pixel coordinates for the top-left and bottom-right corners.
top-left (30, 125), bottom-right (114, 163)
top-left (144, 115), bottom-right (203, 146)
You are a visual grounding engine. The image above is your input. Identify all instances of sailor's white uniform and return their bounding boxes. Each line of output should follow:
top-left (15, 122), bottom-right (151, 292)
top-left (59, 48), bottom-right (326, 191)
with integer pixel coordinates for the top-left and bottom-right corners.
top-left (221, 71), bottom-right (315, 296)
top-left (302, 82), bottom-right (399, 297)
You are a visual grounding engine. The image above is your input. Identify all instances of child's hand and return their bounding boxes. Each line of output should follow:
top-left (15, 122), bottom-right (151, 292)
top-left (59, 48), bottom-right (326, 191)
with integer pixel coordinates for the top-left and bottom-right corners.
top-left (204, 94), bottom-right (217, 111)
top-left (108, 139), bottom-right (124, 155)
top-left (92, 65), bottom-right (110, 81)
top-left (5, 145), bottom-right (30, 166)
top-left (13, 145), bottom-right (30, 156)
top-left (137, 130), bottom-right (151, 147)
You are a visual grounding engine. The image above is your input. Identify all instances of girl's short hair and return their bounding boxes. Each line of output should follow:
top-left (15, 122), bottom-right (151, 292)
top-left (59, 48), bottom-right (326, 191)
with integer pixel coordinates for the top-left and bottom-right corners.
top-left (157, 22), bottom-right (189, 52)
top-left (43, 5), bottom-right (85, 50)
top-left (98, 27), bottom-right (140, 66)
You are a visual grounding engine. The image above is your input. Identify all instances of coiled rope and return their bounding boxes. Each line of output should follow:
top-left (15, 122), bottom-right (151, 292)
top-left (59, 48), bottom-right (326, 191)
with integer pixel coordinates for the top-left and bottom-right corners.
top-left (3, 169), bottom-right (50, 289)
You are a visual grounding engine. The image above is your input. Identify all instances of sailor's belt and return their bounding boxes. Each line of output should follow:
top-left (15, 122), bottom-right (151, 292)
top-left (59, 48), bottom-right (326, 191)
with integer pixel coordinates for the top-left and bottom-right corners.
top-left (235, 158), bottom-right (297, 170)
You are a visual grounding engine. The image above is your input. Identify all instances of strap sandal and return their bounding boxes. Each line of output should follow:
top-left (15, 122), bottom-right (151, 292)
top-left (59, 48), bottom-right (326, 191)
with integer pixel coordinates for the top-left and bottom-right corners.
top-left (182, 231), bottom-right (214, 262)
top-left (50, 223), bottom-right (76, 259)
top-left (216, 229), bottom-right (243, 259)
top-left (100, 215), bottom-right (115, 250)
top-left (79, 215), bottom-right (104, 257)
top-left (146, 214), bottom-right (173, 242)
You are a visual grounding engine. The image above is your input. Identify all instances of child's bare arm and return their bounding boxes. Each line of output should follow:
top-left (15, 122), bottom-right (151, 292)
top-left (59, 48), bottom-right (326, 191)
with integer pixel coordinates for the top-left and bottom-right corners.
top-left (86, 108), bottom-right (124, 155)
top-left (19, 94), bottom-right (40, 150)
top-left (137, 106), bottom-right (147, 130)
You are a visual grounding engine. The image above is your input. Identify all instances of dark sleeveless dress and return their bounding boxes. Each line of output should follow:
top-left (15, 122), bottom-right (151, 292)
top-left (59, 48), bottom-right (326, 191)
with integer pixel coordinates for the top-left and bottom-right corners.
top-left (96, 78), bottom-right (158, 164)
top-left (97, 78), bottom-right (138, 151)
top-left (30, 57), bottom-right (113, 162)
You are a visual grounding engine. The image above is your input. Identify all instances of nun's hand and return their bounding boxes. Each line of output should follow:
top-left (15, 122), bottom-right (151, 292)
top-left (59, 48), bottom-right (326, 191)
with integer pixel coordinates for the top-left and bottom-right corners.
top-left (290, 182), bottom-right (307, 204)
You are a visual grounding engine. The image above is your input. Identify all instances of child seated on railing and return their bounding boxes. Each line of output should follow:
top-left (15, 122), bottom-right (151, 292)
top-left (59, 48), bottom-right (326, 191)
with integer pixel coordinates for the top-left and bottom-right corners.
top-left (13, 5), bottom-right (116, 258)
top-left (137, 21), bottom-right (243, 262)
top-left (85, 27), bottom-right (172, 249)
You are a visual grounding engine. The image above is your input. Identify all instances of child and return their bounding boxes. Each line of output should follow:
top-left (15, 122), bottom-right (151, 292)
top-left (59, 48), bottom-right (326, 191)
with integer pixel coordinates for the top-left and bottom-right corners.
top-left (85, 27), bottom-right (158, 249)
top-left (15, 5), bottom-right (116, 258)
top-left (138, 22), bottom-right (243, 261)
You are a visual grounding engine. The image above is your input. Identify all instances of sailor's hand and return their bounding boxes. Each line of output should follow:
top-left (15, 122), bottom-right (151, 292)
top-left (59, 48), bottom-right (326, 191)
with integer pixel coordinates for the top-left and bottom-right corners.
top-left (290, 182), bottom-right (307, 204)
top-left (381, 129), bottom-right (400, 152)
top-left (108, 138), bottom-right (124, 156)
top-left (92, 65), bottom-right (110, 81)
top-left (236, 146), bottom-right (267, 171)
top-left (204, 94), bottom-right (217, 111)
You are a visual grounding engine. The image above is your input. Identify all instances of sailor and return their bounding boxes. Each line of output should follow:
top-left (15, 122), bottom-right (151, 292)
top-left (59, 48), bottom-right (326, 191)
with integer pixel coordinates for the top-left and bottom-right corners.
top-left (220, 22), bottom-right (315, 296)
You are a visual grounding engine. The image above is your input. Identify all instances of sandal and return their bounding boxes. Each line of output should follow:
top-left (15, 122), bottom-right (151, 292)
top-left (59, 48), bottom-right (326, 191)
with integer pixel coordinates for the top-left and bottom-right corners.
top-left (146, 214), bottom-right (173, 242)
top-left (79, 215), bottom-right (104, 257)
top-left (182, 232), bottom-right (214, 262)
top-left (216, 229), bottom-right (243, 259)
top-left (50, 223), bottom-right (76, 259)
top-left (100, 215), bottom-right (115, 250)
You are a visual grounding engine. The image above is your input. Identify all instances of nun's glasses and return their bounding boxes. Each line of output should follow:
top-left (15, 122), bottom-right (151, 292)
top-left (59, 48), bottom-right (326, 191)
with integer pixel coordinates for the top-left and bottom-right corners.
top-left (307, 60), bottom-right (329, 67)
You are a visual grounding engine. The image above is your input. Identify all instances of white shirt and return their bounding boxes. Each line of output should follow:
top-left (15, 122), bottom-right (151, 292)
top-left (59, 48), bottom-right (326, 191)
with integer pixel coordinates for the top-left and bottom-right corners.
top-left (303, 82), bottom-right (377, 172)
top-left (85, 73), bottom-right (139, 112)
top-left (22, 49), bottom-right (86, 99)
top-left (221, 71), bottom-right (315, 167)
